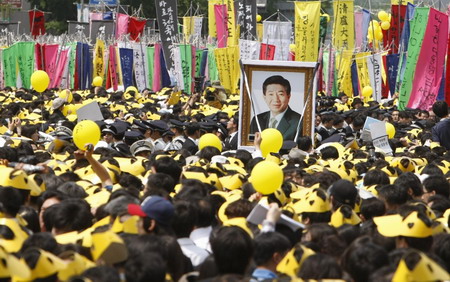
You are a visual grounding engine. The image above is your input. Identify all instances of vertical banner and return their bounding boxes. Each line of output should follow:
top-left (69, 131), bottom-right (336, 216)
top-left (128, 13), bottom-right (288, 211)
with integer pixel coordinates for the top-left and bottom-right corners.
top-left (294, 1), bottom-right (321, 62)
top-left (183, 16), bottom-right (193, 39)
top-left (119, 48), bottom-right (134, 90)
top-left (44, 44), bottom-right (59, 85)
top-left (386, 54), bottom-right (400, 96)
top-left (0, 49), bottom-right (4, 89)
top-left (388, 5), bottom-right (407, 54)
top-left (116, 13), bottom-right (130, 39)
top-left (355, 52), bottom-right (371, 94)
top-left (225, 0), bottom-right (237, 46)
top-left (15, 42), bottom-right (35, 89)
top-left (398, 7), bottom-right (429, 110)
top-left (180, 44), bottom-right (193, 94)
top-left (208, 0), bottom-right (222, 38)
top-left (408, 9), bottom-right (448, 110)
top-left (155, 0), bottom-right (179, 82)
top-left (215, 5), bottom-right (228, 48)
top-left (128, 17), bottom-right (147, 41)
top-left (263, 21), bottom-right (292, 61)
top-left (235, 0), bottom-right (257, 39)
top-left (173, 46), bottom-right (185, 90)
top-left (109, 45), bottom-right (119, 91)
top-left (239, 39), bottom-right (260, 60)
top-left (259, 43), bottom-right (276, 60)
top-left (333, 0), bottom-right (355, 50)
top-left (355, 9), bottom-right (370, 49)
top-left (445, 34), bottom-right (450, 105)
top-left (28, 10), bottom-right (45, 37)
top-left (152, 44), bottom-right (162, 91)
top-left (214, 46), bottom-right (240, 93)
top-left (336, 50), bottom-right (354, 97)
top-left (68, 42), bottom-right (78, 89)
top-left (51, 49), bottom-right (70, 88)
top-left (133, 43), bottom-right (147, 91)
top-left (147, 46), bottom-right (155, 89)
top-left (93, 39), bottom-right (105, 79)
top-left (367, 53), bottom-right (383, 101)
top-left (2, 45), bottom-right (17, 87)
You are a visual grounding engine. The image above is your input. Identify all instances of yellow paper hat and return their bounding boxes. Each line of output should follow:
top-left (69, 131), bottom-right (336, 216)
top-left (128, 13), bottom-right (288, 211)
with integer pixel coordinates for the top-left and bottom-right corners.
top-left (277, 244), bottom-right (315, 277)
top-left (330, 205), bottom-right (361, 228)
top-left (217, 193), bottom-right (242, 223)
top-left (111, 215), bottom-right (139, 234)
top-left (0, 218), bottom-right (30, 253)
top-left (222, 217), bottom-right (253, 237)
top-left (58, 251), bottom-right (95, 281)
top-left (90, 230), bottom-right (128, 265)
top-left (292, 188), bottom-right (331, 214)
top-left (392, 250), bottom-right (450, 282)
top-left (14, 249), bottom-right (67, 282)
top-left (0, 246), bottom-right (31, 279)
top-left (0, 167), bottom-right (40, 194)
top-left (55, 231), bottom-right (80, 245)
top-left (85, 190), bottom-right (111, 209)
top-left (219, 174), bottom-right (244, 191)
top-left (374, 211), bottom-right (433, 238)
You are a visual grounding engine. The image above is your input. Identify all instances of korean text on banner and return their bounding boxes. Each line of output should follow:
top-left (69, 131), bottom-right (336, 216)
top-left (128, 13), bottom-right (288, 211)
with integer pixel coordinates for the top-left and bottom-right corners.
top-left (2, 45), bottom-right (17, 87)
top-left (93, 39), bottom-right (105, 79)
top-left (294, 1), bottom-right (321, 62)
top-left (397, 7), bottom-right (429, 110)
top-left (225, 0), bottom-right (238, 47)
top-left (208, 0), bottom-right (222, 38)
top-left (155, 0), bottom-right (179, 82)
top-left (215, 5), bottom-right (229, 48)
top-left (336, 50), bottom-right (353, 97)
top-left (333, 0), bottom-right (355, 50)
top-left (355, 52), bottom-right (371, 96)
top-left (262, 21), bottom-right (292, 61)
top-left (16, 42), bottom-right (35, 89)
top-left (408, 8), bottom-right (448, 110)
top-left (235, 0), bottom-right (257, 39)
top-left (367, 53), bottom-right (383, 102)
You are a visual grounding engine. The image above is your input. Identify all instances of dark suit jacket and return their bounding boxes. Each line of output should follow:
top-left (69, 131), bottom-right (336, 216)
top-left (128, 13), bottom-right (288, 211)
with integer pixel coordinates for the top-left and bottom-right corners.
top-left (250, 107), bottom-right (302, 141)
top-left (223, 133), bottom-right (238, 151)
top-left (182, 137), bottom-right (198, 155)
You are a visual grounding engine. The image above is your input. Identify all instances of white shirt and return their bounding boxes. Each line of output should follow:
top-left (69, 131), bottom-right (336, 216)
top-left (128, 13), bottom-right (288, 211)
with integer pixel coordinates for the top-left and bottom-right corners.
top-left (177, 237), bottom-right (210, 267)
top-left (154, 138), bottom-right (166, 151)
top-left (189, 226), bottom-right (212, 253)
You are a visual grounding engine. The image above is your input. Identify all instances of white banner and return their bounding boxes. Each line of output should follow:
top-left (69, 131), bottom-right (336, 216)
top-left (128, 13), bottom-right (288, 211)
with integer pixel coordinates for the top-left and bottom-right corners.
top-left (133, 43), bottom-right (147, 91)
top-left (193, 17), bottom-right (203, 38)
top-left (262, 21), bottom-right (292, 61)
top-left (0, 49), bottom-right (4, 90)
top-left (366, 53), bottom-right (383, 102)
top-left (59, 47), bottom-right (72, 89)
top-left (239, 39), bottom-right (260, 60)
top-left (173, 46), bottom-right (185, 90)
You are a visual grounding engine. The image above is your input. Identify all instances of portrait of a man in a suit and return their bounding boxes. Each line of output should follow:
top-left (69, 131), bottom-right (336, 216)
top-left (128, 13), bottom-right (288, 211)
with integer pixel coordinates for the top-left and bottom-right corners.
top-left (250, 75), bottom-right (302, 141)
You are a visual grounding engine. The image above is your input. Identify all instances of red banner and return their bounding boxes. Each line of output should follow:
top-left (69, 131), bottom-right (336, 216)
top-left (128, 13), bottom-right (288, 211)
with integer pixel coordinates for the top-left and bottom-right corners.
top-left (388, 5), bottom-right (407, 54)
top-left (28, 10), bottom-right (45, 37)
top-left (445, 35), bottom-right (450, 105)
top-left (128, 17), bottom-right (147, 41)
top-left (260, 43), bottom-right (275, 60)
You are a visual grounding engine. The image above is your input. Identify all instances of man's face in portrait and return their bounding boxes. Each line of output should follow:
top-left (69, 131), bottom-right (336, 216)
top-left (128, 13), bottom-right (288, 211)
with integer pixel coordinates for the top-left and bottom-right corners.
top-left (263, 83), bottom-right (290, 116)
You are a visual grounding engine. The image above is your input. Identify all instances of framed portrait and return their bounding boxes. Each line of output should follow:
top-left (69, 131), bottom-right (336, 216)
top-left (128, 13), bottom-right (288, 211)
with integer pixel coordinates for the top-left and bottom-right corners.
top-left (238, 60), bottom-right (317, 150)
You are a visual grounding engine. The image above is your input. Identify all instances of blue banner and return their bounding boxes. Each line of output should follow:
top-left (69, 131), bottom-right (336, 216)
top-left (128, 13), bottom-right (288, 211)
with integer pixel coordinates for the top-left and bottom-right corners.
top-left (351, 61), bottom-right (360, 97)
top-left (387, 54), bottom-right (400, 95)
top-left (119, 48), bottom-right (134, 89)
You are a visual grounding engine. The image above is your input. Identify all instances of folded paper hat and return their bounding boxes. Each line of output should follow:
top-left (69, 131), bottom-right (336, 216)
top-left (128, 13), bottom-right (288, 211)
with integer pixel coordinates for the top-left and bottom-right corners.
top-left (374, 211), bottom-right (433, 238)
top-left (330, 205), bottom-right (361, 228)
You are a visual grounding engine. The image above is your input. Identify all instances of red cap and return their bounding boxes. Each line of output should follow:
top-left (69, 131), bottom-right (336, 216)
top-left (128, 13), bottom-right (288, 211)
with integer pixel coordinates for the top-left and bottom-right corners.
top-left (127, 204), bottom-right (147, 217)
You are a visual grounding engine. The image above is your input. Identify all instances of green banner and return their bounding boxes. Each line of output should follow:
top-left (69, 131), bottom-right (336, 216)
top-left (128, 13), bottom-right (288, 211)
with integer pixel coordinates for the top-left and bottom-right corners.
top-left (180, 44), bottom-right (193, 94)
top-left (195, 49), bottom-right (203, 77)
top-left (2, 45), bottom-right (17, 87)
top-left (147, 47), bottom-right (155, 89)
top-left (398, 7), bottom-right (429, 110)
top-left (207, 46), bottom-right (219, 82)
top-left (68, 42), bottom-right (78, 89)
top-left (16, 42), bottom-right (35, 89)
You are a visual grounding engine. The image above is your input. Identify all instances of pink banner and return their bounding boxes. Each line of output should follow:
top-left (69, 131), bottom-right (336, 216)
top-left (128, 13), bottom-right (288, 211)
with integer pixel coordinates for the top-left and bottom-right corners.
top-left (50, 49), bottom-right (69, 88)
top-left (109, 45), bottom-right (119, 91)
top-left (407, 8), bottom-right (448, 110)
top-left (354, 12), bottom-right (364, 48)
top-left (116, 13), bottom-right (130, 39)
top-left (152, 43), bottom-right (162, 91)
top-left (44, 44), bottom-right (59, 86)
top-left (214, 4), bottom-right (228, 48)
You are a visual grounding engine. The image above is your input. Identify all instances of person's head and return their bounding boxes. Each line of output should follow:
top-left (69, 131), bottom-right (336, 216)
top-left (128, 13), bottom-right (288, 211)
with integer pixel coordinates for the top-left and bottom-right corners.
top-left (298, 254), bottom-right (343, 280)
top-left (432, 100), bottom-right (449, 119)
top-left (392, 110), bottom-right (400, 122)
top-left (398, 111), bottom-right (412, 125)
top-left (125, 252), bottom-right (166, 282)
top-left (0, 187), bottom-right (23, 217)
top-left (339, 92), bottom-right (348, 104)
top-left (394, 172), bottom-right (423, 199)
top-left (363, 169), bottom-right (390, 186)
top-left (328, 179), bottom-right (358, 210)
top-left (151, 157), bottom-right (182, 184)
top-left (171, 200), bottom-right (197, 238)
top-left (50, 199), bottom-right (93, 235)
top-left (262, 75), bottom-right (291, 116)
top-left (210, 226), bottom-right (254, 275)
top-left (422, 175), bottom-right (450, 202)
top-left (360, 198), bottom-right (386, 221)
top-left (227, 113), bottom-right (238, 133)
top-left (253, 232), bottom-right (291, 268)
top-left (377, 184), bottom-right (409, 212)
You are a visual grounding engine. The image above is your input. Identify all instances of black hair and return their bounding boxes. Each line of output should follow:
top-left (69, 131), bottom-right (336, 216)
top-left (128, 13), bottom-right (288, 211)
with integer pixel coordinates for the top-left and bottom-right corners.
top-left (199, 146), bottom-right (221, 162)
top-left (210, 226), bottom-right (254, 275)
top-left (320, 146), bottom-right (339, 160)
top-left (253, 232), bottom-right (291, 266)
top-left (421, 163), bottom-right (444, 176)
top-left (171, 201), bottom-right (197, 238)
top-left (82, 266), bottom-right (120, 282)
top-left (144, 173), bottom-right (175, 199)
top-left (125, 253), bottom-right (166, 282)
top-left (18, 206), bottom-right (40, 234)
top-left (363, 169), bottom-right (390, 186)
top-left (297, 136), bottom-right (312, 152)
top-left (50, 199), bottom-right (93, 233)
top-left (0, 187), bottom-right (23, 217)
top-left (428, 194), bottom-right (450, 217)
top-left (432, 234), bottom-right (450, 272)
top-left (423, 175), bottom-right (450, 198)
top-left (432, 100), bottom-right (449, 118)
top-left (152, 157), bottom-right (182, 184)
top-left (394, 172), bottom-right (423, 198)
top-left (262, 75), bottom-right (291, 96)
top-left (298, 254), bottom-right (343, 280)
top-left (360, 198), bottom-right (386, 221)
top-left (56, 182), bottom-right (88, 198)
top-left (377, 184), bottom-right (409, 211)
top-left (196, 198), bottom-right (214, 228)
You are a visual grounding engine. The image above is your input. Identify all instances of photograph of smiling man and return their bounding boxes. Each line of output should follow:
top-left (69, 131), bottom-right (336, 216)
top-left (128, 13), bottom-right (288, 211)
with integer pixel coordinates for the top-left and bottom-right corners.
top-left (250, 75), bottom-right (302, 141)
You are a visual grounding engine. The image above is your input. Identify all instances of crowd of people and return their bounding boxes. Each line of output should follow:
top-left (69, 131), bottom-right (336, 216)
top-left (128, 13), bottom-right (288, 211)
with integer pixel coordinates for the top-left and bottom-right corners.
top-left (0, 83), bottom-right (449, 281)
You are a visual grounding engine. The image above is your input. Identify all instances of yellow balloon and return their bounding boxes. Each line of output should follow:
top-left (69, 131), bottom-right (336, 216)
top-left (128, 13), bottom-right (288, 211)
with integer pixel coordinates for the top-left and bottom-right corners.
top-left (378, 10), bottom-right (389, 22)
top-left (375, 30), bottom-right (383, 41)
top-left (199, 133), bottom-right (223, 152)
top-left (31, 70), bottom-right (50, 92)
top-left (73, 120), bottom-right (101, 150)
top-left (362, 86), bottom-right (373, 97)
top-left (92, 76), bottom-right (103, 87)
top-left (260, 128), bottom-right (283, 158)
top-left (256, 14), bottom-right (262, 22)
top-left (58, 89), bottom-right (73, 103)
top-left (250, 161), bottom-right (283, 195)
top-left (381, 21), bottom-right (390, 30)
top-left (385, 122), bottom-right (396, 139)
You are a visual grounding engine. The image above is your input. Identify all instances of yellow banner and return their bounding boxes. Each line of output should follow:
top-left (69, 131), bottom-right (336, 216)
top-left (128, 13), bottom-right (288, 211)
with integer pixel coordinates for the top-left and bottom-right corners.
top-left (336, 50), bottom-right (353, 96)
top-left (115, 47), bottom-right (123, 86)
top-left (257, 23), bottom-right (263, 42)
top-left (214, 46), bottom-right (240, 93)
top-left (93, 39), bottom-right (105, 79)
top-left (226, 0), bottom-right (238, 46)
top-left (391, 0), bottom-right (413, 4)
top-left (294, 1), bottom-right (321, 62)
top-left (208, 0), bottom-right (222, 38)
top-left (183, 17), bottom-right (193, 39)
top-left (333, 0), bottom-right (355, 50)
top-left (355, 52), bottom-right (371, 93)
